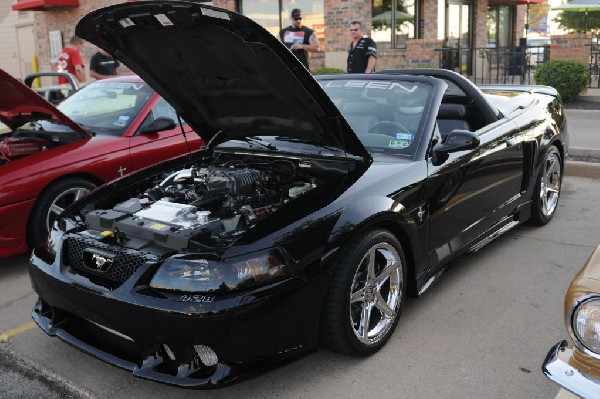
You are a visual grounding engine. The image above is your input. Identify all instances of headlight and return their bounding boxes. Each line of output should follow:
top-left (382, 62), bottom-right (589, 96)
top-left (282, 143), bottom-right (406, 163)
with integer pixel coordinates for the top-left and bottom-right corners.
top-left (149, 250), bottom-right (289, 293)
top-left (572, 297), bottom-right (600, 354)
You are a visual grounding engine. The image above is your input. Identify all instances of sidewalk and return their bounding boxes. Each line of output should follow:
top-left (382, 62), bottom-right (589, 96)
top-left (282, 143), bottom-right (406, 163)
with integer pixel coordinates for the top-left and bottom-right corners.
top-left (563, 87), bottom-right (600, 179)
top-left (564, 87), bottom-right (600, 111)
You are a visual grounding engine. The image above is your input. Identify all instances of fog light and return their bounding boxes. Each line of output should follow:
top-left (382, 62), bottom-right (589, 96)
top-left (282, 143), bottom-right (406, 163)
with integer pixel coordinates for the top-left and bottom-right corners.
top-left (194, 344), bottom-right (218, 366)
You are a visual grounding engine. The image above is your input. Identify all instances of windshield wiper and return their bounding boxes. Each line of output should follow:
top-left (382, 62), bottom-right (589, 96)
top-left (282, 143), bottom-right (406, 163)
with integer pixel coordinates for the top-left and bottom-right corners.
top-left (239, 136), bottom-right (277, 151)
top-left (274, 137), bottom-right (341, 153)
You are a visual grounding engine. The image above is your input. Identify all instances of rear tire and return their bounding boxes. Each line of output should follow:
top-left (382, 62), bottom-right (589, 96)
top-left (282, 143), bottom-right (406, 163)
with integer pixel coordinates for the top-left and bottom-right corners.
top-left (321, 229), bottom-right (407, 356)
top-left (530, 145), bottom-right (562, 226)
top-left (28, 178), bottom-right (96, 247)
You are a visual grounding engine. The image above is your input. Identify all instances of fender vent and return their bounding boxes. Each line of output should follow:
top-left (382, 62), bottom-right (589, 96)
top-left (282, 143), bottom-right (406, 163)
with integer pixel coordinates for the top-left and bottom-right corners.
top-left (521, 140), bottom-right (538, 193)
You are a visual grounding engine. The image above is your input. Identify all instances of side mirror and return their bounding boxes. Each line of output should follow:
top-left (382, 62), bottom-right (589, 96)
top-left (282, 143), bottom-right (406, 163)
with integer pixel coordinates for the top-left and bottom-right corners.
top-left (432, 130), bottom-right (479, 166)
top-left (140, 117), bottom-right (176, 135)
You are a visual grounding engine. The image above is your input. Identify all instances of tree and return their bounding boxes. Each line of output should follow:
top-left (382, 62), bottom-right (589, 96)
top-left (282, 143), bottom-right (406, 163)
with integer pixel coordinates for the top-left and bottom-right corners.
top-left (554, 10), bottom-right (600, 37)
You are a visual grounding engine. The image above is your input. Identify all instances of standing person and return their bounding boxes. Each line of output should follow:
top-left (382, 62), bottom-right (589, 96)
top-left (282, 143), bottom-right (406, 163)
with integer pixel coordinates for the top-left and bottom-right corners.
top-left (347, 21), bottom-right (377, 74)
top-left (56, 36), bottom-right (85, 84)
top-left (89, 49), bottom-right (120, 80)
top-left (278, 8), bottom-right (319, 70)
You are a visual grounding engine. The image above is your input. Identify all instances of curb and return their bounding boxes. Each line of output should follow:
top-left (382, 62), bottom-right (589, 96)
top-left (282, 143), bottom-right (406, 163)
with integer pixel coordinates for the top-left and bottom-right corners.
top-left (0, 346), bottom-right (93, 399)
top-left (570, 147), bottom-right (600, 158)
top-left (565, 160), bottom-right (600, 179)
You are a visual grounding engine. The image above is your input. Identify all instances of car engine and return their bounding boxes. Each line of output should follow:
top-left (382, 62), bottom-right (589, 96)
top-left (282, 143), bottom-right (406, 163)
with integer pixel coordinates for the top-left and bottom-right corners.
top-left (80, 159), bottom-right (317, 252)
top-left (0, 136), bottom-right (50, 164)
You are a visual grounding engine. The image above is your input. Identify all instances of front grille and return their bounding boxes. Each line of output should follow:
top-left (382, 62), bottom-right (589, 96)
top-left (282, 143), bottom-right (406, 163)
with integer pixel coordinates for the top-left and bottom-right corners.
top-left (64, 236), bottom-right (151, 284)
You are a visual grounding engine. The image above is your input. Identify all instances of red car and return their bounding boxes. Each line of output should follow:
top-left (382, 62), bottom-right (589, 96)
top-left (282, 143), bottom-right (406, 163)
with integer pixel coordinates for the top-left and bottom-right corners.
top-left (0, 68), bottom-right (202, 259)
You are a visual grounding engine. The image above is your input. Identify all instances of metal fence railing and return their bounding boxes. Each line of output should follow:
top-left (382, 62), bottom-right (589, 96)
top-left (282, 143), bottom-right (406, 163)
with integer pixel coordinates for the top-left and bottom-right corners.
top-left (434, 46), bottom-right (550, 86)
top-left (587, 43), bottom-right (600, 88)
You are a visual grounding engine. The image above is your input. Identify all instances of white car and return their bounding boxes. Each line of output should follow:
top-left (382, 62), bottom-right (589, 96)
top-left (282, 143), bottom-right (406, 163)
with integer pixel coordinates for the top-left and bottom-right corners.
top-left (24, 72), bottom-right (79, 104)
top-left (527, 37), bottom-right (551, 68)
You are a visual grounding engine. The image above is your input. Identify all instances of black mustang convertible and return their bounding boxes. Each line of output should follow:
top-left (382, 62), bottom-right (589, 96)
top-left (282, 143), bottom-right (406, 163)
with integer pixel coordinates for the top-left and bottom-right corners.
top-left (29, 1), bottom-right (568, 388)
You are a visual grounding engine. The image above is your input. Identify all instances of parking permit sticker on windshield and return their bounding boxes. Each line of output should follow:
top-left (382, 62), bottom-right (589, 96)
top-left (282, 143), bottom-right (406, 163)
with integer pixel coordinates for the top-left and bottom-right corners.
top-left (389, 132), bottom-right (413, 149)
top-left (113, 115), bottom-right (130, 127)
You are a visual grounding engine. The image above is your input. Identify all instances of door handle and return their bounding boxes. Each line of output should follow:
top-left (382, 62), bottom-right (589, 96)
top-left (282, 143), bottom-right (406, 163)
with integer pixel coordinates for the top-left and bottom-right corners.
top-left (506, 138), bottom-right (518, 147)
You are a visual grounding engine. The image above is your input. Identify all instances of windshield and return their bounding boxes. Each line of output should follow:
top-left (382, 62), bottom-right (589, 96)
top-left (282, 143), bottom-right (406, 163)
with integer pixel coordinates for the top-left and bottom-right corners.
top-left (319, 78), bottom-right (432, 156)
top-left (56, 80), bottom-right (154, 136)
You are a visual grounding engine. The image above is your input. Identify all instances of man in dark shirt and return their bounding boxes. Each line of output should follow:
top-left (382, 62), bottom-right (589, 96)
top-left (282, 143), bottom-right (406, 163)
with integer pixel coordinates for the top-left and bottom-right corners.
top-left (278, 8), bottom-right (319, 70)
top-left (347, 21), bottom-right (377, 74)
top-left (90, 49), bottom-right (120, 80)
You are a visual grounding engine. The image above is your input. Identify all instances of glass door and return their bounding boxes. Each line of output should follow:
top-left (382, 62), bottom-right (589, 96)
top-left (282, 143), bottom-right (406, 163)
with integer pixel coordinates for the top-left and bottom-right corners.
top-left (445, 1), bottom-right (471, 74)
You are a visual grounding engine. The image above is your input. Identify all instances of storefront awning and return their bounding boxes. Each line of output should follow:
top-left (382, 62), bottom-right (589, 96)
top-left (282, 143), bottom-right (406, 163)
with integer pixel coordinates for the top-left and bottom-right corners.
top-left (11, 0), bottom-right (79, 12)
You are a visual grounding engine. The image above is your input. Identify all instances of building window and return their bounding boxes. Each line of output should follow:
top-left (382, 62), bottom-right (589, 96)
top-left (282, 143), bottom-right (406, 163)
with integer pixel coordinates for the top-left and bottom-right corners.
top-left (487, 5), bottom-right (513, 48)
top-left (372, 0), bottom-right (418, 49)
top-left (238, 0), bottom-right (324, 50)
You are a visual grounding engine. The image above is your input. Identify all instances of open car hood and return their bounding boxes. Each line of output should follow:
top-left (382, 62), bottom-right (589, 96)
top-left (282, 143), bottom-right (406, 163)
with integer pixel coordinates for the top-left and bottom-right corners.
top-left (0, 68), bottom-right (90, 137)
top-left (75, 1), bottom-right (370, 160)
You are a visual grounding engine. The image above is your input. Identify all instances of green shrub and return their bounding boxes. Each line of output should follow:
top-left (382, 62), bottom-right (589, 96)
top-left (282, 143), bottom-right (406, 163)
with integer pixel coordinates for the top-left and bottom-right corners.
top-left (312, 67), bottom-right (345, 75)
top-left (534, 61), bottom-right (590, 102)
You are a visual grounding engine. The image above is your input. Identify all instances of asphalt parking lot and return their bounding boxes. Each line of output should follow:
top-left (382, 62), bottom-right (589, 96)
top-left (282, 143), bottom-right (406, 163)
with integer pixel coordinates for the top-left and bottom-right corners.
top-left (0, 172), bottom-right (598, 398)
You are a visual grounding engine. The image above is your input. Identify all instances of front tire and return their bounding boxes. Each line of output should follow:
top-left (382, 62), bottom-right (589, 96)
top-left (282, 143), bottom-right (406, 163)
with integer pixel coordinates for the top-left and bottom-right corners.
top-left (530, 145), bottom-right (562, 225)
top-left (321, 229), bottom-right (407, 356)
top-left (28, 177), bottom-right (96, 247)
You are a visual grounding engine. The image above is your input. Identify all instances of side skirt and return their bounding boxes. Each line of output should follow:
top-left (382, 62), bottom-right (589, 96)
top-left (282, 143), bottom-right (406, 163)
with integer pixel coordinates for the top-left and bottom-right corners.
top-left (416, 203), bottom-right (530, 296)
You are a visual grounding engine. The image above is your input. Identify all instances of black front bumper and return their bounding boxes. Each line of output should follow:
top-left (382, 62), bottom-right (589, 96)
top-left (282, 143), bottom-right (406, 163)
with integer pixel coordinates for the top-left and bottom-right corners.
top-left (29, 247), bottom-right (328, 388)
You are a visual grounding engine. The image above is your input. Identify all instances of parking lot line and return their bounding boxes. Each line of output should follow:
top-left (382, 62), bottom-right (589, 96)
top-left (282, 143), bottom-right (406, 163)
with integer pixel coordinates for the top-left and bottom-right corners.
top-left (0, 322), bottom-right (36, 342)
top-left (554, 388), bottom-right (578, 399)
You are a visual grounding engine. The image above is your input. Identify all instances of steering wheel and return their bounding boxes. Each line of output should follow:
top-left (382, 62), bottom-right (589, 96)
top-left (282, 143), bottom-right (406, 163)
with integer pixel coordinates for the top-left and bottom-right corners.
top-left (368, 121), bottom-right (410, 136)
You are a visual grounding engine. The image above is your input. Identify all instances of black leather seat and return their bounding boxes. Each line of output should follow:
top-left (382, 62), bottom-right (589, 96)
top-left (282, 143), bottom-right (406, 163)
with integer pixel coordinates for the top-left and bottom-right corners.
top-left (342, 102), bottom-right (378, 134)
top-left (437, 104), bottom-right (471, 137)
top-left (48, 89), bottom-right (66, 104)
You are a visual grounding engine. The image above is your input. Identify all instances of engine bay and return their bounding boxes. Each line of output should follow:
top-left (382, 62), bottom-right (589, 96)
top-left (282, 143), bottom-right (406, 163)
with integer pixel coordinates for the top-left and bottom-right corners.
top-left (0, 136), bottom-right (51, 163)
top-left (0, 123), bottom-right (84, 164)
top-left (79, 156), bottom-right (322, 254)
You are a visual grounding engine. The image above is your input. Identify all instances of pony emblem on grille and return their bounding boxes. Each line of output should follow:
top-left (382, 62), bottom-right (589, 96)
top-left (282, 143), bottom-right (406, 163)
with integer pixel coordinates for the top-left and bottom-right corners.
top-left (83, 248), bottom-right (115, 273)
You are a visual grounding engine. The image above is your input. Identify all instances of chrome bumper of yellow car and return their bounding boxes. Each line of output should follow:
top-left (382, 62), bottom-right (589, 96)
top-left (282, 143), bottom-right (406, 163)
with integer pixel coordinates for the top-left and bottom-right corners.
top-left (543, 340), bottom-right (600, 399)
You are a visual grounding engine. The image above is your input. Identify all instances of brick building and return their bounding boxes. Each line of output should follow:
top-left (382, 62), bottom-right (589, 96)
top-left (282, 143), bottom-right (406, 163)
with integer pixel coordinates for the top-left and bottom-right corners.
top-left (0, 3), bottom-right (34, 79)
top-left (9, 0), bottom-right (535, 77)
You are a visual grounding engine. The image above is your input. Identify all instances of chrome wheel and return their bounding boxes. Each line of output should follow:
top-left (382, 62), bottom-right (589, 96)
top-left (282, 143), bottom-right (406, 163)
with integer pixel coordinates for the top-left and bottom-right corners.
top-left (45, 186), bottom-right (91, 230)
top-left (349, 242), bottom-right (403, 346)
top-left (539, 152), bottom-right (561, 218)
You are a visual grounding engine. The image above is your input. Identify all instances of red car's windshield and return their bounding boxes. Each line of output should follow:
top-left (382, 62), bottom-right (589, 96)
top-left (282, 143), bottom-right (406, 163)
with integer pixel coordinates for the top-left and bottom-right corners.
top-left (57, 80), bottom-right (154, 136)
